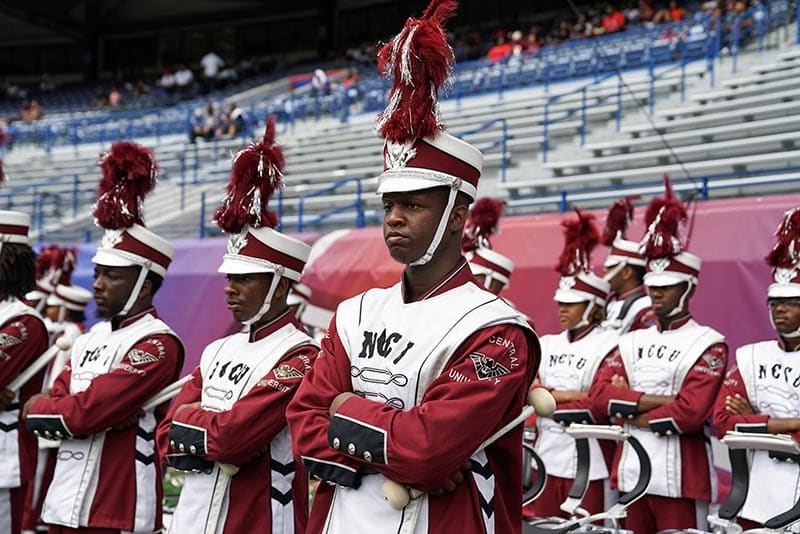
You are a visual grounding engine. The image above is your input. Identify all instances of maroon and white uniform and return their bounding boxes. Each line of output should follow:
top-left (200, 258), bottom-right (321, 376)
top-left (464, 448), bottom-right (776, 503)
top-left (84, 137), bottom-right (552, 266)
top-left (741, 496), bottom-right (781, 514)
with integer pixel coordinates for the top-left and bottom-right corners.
top-left (157, 310), bottom-right (318, 534)
top-left (288, 262), bottom-right (539, 534)
top-left (602, 286), bottom-right (655, 334)
top-left (535, 326), bottom-right (617, 480)
top-left (0, 298), bottom-right (48, 534)
top-left (713, 340), bottom-right (800, 524)
top-left (26, 308), bottom-right (184, 533)
top-left (22, 319), bottom-right (86, 533)
top-left (590, 315), bottom-right (727, 503)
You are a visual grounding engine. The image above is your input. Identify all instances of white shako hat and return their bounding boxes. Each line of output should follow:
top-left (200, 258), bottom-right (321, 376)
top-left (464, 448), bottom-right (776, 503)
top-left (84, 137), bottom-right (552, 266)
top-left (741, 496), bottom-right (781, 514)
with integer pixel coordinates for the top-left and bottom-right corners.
top-left (0, 210), bottom-right (30, 246)
top-left (640, 176), bottom-right (700, 288)
top-left (468, 248), bottom-right (515, 286)
top-left (91, 141), bottom-right (174, 315)
top-left (766, 207), bottom-right (800, 298)
top-left (553, 208), bottom-right (610, 307)
top-left (374, 0), bottom-right (480, 267)
top-left (47, 283), bottom-right (92, 311)
top-left (214, 115), bottom-right (311, 325)
top-left (602, 196), bottom-right (646, 269)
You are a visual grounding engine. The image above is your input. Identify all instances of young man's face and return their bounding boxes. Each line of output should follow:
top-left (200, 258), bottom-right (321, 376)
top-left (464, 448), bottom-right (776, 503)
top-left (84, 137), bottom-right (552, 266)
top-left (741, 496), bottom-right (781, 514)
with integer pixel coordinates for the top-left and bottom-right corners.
top-left (382, 188), bottom-right (449, 265)
top-left (224, 272), bottom-right (274, 323)
top-left (557, 301), bottom-right (588, 330)
top-left (647, 282), bottom-right (690, 318)
top-left (768, 297), bottom-right (800, 336)
top-left (92, 265), bottom-right (142, 318)
top-left (603, 263), bottom-right (624, 294)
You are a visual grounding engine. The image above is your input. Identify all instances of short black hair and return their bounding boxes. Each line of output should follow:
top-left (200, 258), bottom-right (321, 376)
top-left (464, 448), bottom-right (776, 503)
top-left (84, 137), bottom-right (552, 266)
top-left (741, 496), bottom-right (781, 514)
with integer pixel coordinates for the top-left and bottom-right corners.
top-left (67, 308), bottom-right (86, 323)
top-left (146, 271), bottom-right (164, 295)
top-left (0, 243), bottom-right (36, 299)
top-left (630, 265), bottom-right (646, 284)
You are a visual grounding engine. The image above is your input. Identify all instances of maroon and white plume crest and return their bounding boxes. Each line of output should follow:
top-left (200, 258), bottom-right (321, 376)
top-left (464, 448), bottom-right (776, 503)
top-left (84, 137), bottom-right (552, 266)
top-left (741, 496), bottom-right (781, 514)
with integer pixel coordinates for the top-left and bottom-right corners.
top-left (766, 207), bottom-right (800, 270)
top-left (602, 196), bottom-right (639, 246)
top-left (214, 115), bottom-right (284, 234)
top-left (640, 175), bottom-right (687, 259)
top-left (556, 208), bottom-right (600, 276)
top-left (462, 197), bottom-right (505, 252)
top-left (93, 141), bottom-right (158, 230)
top-left (375, 0), bottom-right (458, 144)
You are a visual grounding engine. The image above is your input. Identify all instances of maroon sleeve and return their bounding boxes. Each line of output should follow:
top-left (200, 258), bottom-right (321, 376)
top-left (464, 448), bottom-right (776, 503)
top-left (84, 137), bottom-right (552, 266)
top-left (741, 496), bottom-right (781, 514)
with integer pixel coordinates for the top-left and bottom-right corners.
top-left (645, 342), bottom-right (728, 435)
top-left (628, 307), bottom-right (657, 332)
top-left (330, 323), bottom-right (536, 492)
top-left (555, 346), bottom-right (616, 425)
top-left (286, 317), bottom-right (365, 487)
top-left (169, 345), bottom-right (318, 466)
top-left (589, 347), bottom-right (642, 419)
top-left (27, 333), bottom-right (183, 437)
top-left (156, 366), bottom-right (203, 465)
top-left (712, 364), bottom-right (769, 438)
top-left (0, 314), bottom-right (49, 389)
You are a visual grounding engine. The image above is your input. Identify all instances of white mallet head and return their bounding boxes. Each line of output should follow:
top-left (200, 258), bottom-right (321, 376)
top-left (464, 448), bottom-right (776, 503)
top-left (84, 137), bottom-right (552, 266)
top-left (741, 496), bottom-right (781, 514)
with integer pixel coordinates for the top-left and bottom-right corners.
top-left (55, 336), bottom-right (71, 351)
top-left (528, 387), bottom-right (556, 417)
top-left (382, 479), bottom-right (410, 509)
top-left (219, 463), bottom-right (240, 476)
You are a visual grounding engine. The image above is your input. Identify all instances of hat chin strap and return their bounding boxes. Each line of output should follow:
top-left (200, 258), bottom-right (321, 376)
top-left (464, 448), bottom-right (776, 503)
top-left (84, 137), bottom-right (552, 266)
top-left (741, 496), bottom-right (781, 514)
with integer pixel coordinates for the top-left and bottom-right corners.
top-left (118, 266), bottom-right (150, 317)
top-left (242, 273), bottom-right (283, 327)
top-left (408, 184), bottom-right (459, 267)
top-left (666, 282), bottom-right (693, 318)
top-left (570, 301), bottom-right (601, 331)
top-left (603, 261), bottom-right (626, 283)
top-left (35, 298), bottom-right (47, 314)
top-left (57, 306), bottom-right (66, 324)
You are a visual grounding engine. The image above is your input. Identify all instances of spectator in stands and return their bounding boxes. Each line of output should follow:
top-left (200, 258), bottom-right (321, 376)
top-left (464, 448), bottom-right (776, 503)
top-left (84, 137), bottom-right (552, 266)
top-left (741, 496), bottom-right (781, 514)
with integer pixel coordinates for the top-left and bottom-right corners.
top-left (602, 4), bottom-right (627, 33)
top-left (20, 100), bottom-right (43, 122)
top-left (526, 27), bottom-right (543, 52)
top-left (157, 68), bottom-right (176, 94)
top-left (174, 64), bottom-right (195, 95)
top-left (190, 103), bottom-right (219, 143)
top-left (623, 1), bottom-right (642, 24)
top-left (572, 12), bottom-right (593, 39)
top-left (310, 69), bottom-right (330, 97)
top-left (91, 87), bottom-right (109, 107)
top-left (669, 0), bottom-right (688, 21)
top-left (201, 50), bottom-right (224, 92)
top-left (216, 102), bottom-right (247, 138)
top-left (487, 34), bottom-right (513, 62)
top-left (108, 87), bottom-right (122, 108)
top-left (509, 30), bottom-right (527, 54)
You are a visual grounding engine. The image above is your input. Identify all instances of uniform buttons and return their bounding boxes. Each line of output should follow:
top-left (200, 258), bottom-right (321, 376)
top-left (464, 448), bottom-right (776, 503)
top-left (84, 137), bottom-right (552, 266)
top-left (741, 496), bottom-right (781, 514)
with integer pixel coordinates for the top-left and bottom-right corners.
top-left (189, 445), bottom-right (197, 454)
top-left (615, 413), bottom-right (622, 418)
top-left (332, 437), bottom-right (341, 450)
top-left (581, 420), bottom-right (588, 424)
top-left (169, 440), bottom-right (176, 449)
top-left (654, 432), bottom-right (661, 437)
top-left (179, 443), bottom-right (186, 452)
top-left (55, 430), bottom-right (63, 439)
top-left (44, 431), bottom-right (52, 439)
top-left (33, 430), bottom-right (41, 437)
top-left (626, 414), bottom-right (634, 420)
top-left (665, 430), bottom-right (673, 436)
top-left (363, 451), bottom-right (373, 462)
top-left (347, 443), bottom-right (357, 455)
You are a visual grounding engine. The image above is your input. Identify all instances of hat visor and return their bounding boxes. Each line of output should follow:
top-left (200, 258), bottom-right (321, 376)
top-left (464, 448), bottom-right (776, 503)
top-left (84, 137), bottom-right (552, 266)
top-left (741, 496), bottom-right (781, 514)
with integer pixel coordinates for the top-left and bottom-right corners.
top-left (217, 255), bottom-right (276, 275)
top-left (554, 288), bottom-right (593, 303)
top-left (644, 272), bottom-right (694, 287)
top-left (92, 249), bottom-right (138, 269)
top-left (376, 175), bottom-right (446, 195)
top-left (768, 283), bottom-right (800, 298)
top-left (46, 295), bottom-right (63, 307)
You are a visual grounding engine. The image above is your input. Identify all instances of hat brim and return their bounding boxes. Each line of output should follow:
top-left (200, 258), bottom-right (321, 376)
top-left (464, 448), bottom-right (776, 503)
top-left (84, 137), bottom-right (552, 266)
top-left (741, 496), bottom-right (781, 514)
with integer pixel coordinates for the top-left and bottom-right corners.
top-left (768, 283), bottom-right (800, 298)
top-left (644, 272), bottom-right (695, 287)
top-left (218, 256), bottom-right (277, 276)
top-left (376, 171), bottom-right (478, 199)
top-left (554, 288), bottom-right (596, 303)
top-left (92, 249), bottom-right (138, 269)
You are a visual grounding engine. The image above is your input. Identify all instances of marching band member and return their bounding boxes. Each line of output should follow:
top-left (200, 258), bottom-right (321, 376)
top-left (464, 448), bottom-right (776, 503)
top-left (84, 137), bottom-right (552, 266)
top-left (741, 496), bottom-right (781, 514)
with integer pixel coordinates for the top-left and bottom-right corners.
top-left (287, 1), bottom-right (540, 532)
top-left (713, 207), bottom-right (800, 529)
top-left (157, 117), bottom-right (318, 534)
top-left (528, 209), bottom-right (616, 519)
top-left (0, 211), bottom-right (49, 534)
top-left (601, 196), bottom-right (655, 334)
top-left (24, 142), bottom-right (184, 534)
top-left (590, 179), bottom-right (728, 532)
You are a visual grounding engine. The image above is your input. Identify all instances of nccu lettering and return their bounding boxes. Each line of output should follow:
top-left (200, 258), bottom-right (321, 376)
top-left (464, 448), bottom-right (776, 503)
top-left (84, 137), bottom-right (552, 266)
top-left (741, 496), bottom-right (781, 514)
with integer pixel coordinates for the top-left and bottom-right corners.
top-left (357, 329), bottom-right (414, 363)
top-left (758, 362), bottom-right (800, 387)
top-left (637, 344), bottom-right (682, 362)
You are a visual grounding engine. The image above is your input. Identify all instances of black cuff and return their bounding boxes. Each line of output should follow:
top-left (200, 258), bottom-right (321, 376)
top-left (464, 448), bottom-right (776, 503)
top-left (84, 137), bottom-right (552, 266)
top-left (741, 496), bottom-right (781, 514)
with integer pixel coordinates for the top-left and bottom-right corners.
top-left (649, 417), bottom-right (681, 436)
top-left (328, 414), bottom-right (387, 464)
top-left (735, 422), bottom-right (769, 434)
top-left (769, 450), bottom-right (800, 463)
top-left (301, 456), bottom-right (361, 488)
top-left (609, 400), bottom-right (638, 419)
top-left (168, 422), bottom-right (208, 455)
top-left (168, 453), bottom-right (215, 473)
top-left (553, 409), bottom-right (596, 425)
top-left (27, 414), bottom-right (72, 440)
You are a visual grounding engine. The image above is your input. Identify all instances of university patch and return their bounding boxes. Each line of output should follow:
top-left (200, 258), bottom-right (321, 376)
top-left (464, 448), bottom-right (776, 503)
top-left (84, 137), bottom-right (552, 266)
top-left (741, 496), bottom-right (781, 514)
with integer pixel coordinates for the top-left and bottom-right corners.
top-left (127, 348), bottom-right (159, 366)
top-left (0, 332), bottom-right (22, 348)
top-left (273, 364), bottom-right (304, 380)
top-left (470, 352), bottom-right (510, 381)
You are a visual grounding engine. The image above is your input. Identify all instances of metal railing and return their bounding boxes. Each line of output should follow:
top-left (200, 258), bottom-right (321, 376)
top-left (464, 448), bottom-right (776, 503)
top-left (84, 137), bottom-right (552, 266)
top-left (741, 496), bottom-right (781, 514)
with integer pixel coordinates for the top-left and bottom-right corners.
top-left (296, 177), bottom-right (364, 233)
top-left (732, 2), bottom-right (771, 73)
top-left (456, 118), bottom-right (509, 183)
